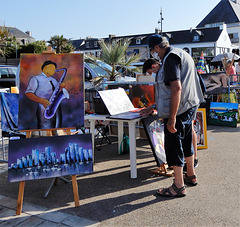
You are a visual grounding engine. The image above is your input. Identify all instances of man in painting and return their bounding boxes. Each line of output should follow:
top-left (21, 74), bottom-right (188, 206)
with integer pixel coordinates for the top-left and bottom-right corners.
top-left (140, 34), bottom-right (204, 197)
top-left (25, 60), bottom-right (65, 129)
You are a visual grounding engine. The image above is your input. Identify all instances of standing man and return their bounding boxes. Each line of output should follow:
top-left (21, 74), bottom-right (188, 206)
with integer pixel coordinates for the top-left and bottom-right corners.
top-left (140, 34), bottom-right (204, 197)
top-left (26, 61), bottom-right (65, 129)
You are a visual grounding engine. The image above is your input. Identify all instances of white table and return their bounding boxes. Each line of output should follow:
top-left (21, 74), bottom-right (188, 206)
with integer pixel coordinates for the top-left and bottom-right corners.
top-left (84, 114), bottom-right (142, 179)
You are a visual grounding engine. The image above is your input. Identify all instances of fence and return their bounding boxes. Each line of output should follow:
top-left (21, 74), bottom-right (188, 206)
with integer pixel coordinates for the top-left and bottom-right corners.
top-left (0, 57), bottom-right (20, 66)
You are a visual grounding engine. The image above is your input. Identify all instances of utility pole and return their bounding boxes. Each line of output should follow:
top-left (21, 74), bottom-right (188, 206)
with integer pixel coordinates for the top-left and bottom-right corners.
top-left (158, 7), bottom-right (164, 35)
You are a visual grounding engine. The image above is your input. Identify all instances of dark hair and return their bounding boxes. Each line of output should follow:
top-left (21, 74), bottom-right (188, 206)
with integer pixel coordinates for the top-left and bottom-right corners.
top-left (143, 59), bottom-right (159, 74)
top-left (41, 61), bottom-right (57, 71)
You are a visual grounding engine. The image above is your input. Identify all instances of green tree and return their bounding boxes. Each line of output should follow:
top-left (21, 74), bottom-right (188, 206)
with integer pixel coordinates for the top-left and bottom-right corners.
top-left (0, 26), bottom-right (12, 57)
top-left (61, 42), bottom-right (74, 53)
top-left (17, 41), bottom-right (47, 57)
top-left (32, 41), bottom-right (47, 53)
top-left (48, 35), bottom-right (73, 53)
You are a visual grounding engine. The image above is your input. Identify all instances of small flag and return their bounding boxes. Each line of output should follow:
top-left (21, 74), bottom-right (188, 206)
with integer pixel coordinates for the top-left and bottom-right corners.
top-left (196, 52), bottom-right (206, 74)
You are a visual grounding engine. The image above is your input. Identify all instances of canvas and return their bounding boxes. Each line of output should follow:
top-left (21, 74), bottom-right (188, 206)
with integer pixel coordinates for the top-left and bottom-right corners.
top-left (194, 108), bottom-right (208, 149)
top-left (129, 84), bottom-right (155, 108)
top-left (0, 92), bottom-right (19, 133)
top-left (208, 102), bottom-right (238, 127)
top-left (8, 134), bottom-right (93, 182)
top-left (141, 115), bottom-right (166, 166)
top-left (18, 53), bottom-right (84, 130)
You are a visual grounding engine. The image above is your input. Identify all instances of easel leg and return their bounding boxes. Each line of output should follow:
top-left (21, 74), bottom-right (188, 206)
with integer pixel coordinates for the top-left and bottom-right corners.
top-left (43, 178), bottom-right (57, 199)
top-left (16, 181), bottom-right (25, 215)
top-left (150, 163), bottom-right (174, 177)
top-left (43, 176), bottom-right (70, 198)
top-left (16, 131), bottom-right (31, 215)
top-left (71, 175), bottom-right (79, 207)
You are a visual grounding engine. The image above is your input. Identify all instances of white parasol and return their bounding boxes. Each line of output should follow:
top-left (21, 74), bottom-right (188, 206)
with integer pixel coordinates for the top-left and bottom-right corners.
top-left (211, 52), bottom-right (240, 62)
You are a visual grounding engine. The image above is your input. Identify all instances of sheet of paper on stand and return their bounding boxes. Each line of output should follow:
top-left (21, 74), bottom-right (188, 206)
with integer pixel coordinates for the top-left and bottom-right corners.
top-left (98, 88), bottom-right (142, 120)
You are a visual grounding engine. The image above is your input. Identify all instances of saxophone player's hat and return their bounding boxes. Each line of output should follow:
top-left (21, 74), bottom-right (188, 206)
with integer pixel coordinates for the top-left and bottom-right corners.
top-left (41, 60), bottom-right (57, 70)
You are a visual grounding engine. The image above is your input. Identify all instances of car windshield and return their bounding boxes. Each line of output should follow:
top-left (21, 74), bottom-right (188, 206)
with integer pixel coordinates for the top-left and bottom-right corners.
top-left (0, 67), bottom-right (17, 78)
top-left (86, 61), bottom-right (112, 77)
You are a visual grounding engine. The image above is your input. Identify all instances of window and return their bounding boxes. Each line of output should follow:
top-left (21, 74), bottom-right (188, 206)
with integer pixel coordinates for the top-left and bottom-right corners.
top-left (229, 33), bottom-right (239, 43)
top-left (193, 35), bottom-right (199, 42)
top-left (84, 68), bottom-right (92, 81)
top-left (133, 49), bottom-right (139, 54)
top-left (86, 42), bottom-right (89, 48)
top-left (192, 48), bottom-right (214, 57)
top-left (136, 39), bottom-right (141, 44)
top-left (205, 23), bottom-right (222, 28)
top-left (94, 41), bottom-right (98, 48)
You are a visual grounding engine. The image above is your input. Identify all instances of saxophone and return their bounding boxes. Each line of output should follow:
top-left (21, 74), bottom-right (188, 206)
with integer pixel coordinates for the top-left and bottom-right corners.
top-left (44, 68), bottom-right (69, 119)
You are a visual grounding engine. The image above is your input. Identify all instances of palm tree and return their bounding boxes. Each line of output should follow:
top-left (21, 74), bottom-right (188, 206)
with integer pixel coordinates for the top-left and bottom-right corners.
top-left (98, 39), bottom-right (141, 81)
top-left (48, 35), bottom-right (71, 53)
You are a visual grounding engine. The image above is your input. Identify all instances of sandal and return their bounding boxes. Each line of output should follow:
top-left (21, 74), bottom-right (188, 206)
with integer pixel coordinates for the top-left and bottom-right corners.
top-left (184, 174), bottom-right (198, 186)
top-left (156, 183), bottom-right (186, 197)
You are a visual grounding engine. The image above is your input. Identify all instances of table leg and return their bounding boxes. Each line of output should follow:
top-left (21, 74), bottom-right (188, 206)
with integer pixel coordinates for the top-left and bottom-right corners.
top-left (128, 121), bottom-right (137, 179)
top-left (118, 121), bottom-right (123, 154)
top-left (89, 120), bottom-right (95, 152)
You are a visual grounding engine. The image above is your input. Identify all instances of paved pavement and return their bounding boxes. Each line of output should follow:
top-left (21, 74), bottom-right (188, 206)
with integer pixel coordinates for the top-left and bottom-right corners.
top-left (0, 124), bottom-right (239, 226)
top-left (0, 162), bottom-right (98, 227)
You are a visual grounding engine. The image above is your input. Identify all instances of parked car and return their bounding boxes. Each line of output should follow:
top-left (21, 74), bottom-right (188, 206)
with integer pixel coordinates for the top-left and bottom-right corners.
top-left (0, 65), bottom-right (17, 88)
top-left (84, 61), bottom-right (122, 89)
top-left (116, 65), bottom-right (140, 78)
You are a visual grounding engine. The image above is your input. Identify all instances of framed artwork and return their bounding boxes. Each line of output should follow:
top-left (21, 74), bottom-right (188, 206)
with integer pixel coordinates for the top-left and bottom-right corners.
top-left (18, 53), bottom-right (84, 130)
top-left (141, 115), bottom-right (166, 166)
top-left (129, 84), bottom-right (155, 108)
top-left (0, 92), bottom-right (19, 133)
top-left (208, 102), bottom-right (238, 127)
top-left (194, 108), bottom-right (208, 149)
top-left (8, 134), bottom-right (93, 182)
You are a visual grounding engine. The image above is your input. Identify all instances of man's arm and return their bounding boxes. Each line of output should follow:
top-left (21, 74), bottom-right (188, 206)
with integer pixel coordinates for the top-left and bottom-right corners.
top-left (26, 92), bottom-right (51, 109)
top-left (167, 80), bottom-right (182, 133)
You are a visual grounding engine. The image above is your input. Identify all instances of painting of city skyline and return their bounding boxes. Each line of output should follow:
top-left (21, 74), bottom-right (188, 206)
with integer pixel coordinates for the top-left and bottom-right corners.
top-left (8, 134), bottom-right (93, 182)
top-left (18, 53), bottom-right (84, 130)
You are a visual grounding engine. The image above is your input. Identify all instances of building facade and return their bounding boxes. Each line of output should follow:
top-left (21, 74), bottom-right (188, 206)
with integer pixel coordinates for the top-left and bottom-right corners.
top-left (3, 26), bottom-right (35, 45)
top-left (196, 0), bottom-right (240, 54)
top-left (71, 0), bottom-right (239, 62)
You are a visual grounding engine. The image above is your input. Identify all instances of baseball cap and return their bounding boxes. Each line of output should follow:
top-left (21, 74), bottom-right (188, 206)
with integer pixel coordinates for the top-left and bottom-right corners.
top-left (148, 34), bottom-right (163, 50)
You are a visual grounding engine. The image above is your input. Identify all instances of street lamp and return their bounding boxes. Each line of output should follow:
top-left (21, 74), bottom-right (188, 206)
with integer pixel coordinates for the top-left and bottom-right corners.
top-left (15, 43), bottom-right (17, 59)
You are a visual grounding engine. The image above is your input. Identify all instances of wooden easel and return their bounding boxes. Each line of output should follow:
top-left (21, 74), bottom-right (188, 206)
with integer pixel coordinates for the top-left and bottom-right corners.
top-left (16, 47), bottom-right (80, 215)
top-left (16, 129), bottom-right (80, 215)
top-left (150, 163), bottom-right (174, 177)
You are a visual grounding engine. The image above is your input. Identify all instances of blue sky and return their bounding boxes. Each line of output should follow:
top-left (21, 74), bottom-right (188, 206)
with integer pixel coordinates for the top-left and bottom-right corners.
top-left (1, 0), bottom-right (220, 41)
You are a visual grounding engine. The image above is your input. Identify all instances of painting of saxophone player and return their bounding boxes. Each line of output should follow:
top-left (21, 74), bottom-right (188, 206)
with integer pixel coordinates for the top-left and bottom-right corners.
top-left (18, 54), bottom-right (84, 130)
top-left (25, 61), bottom-right (68, 129)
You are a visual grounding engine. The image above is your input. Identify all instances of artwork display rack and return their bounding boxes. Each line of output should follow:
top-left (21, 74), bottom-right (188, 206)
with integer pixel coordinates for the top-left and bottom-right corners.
top-left (16, 47), bottom-right (80, 215)
top-left (16, 129), bottom-right (80, 215)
